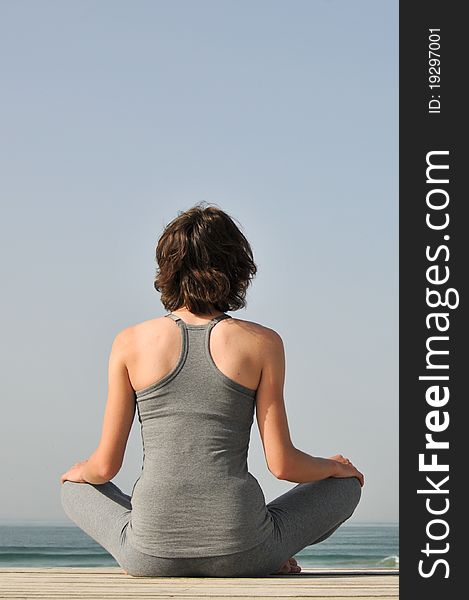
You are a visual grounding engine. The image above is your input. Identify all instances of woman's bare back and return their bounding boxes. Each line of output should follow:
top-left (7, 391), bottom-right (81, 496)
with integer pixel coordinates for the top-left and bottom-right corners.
top-left (125, 314), bottom-right (268, 396)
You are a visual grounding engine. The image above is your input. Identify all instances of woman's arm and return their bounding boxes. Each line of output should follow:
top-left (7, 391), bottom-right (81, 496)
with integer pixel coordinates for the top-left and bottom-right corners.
top-left (61, 328), bottom-right (136, 485)
top-left (278, 448), bottom-right (364, 486)
top-left (255, 328), bottom-right (364, 486)
top-left (82, 328), bottom-right (136, 483)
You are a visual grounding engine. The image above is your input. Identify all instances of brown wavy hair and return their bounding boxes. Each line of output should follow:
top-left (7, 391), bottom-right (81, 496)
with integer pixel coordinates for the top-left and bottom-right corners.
top-left (154, 202), bottom-right (257, 314)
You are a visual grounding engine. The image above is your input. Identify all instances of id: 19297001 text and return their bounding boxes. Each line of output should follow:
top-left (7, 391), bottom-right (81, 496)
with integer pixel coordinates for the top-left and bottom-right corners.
top-left (428, 29), bottom-right (441, 114)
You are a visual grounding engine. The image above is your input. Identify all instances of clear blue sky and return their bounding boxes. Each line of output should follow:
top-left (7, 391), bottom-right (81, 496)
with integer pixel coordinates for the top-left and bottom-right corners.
top-left (0, 0), bottom-right (398, 523)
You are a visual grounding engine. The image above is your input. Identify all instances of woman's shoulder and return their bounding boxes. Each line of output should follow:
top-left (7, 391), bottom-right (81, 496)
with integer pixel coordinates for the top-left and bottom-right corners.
top-left (227, 316), bottom-right (284, 346)
top-left (111, 316), bottom-right (174, 352)
top-left (116, 315), bottom-right (169, 336)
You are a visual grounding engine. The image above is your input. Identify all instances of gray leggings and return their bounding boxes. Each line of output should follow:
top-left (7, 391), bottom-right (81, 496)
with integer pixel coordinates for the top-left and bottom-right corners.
top-left (60, 476), bottom-right (361, 577)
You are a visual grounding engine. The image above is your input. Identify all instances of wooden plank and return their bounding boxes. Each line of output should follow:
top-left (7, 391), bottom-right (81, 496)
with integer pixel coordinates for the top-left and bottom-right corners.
top-left (0, 567), bottom-right (399, 600)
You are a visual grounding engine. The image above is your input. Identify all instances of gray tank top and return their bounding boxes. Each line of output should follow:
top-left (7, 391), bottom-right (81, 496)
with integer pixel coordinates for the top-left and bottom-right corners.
top-left (126, 312), bottom-right (275, 558)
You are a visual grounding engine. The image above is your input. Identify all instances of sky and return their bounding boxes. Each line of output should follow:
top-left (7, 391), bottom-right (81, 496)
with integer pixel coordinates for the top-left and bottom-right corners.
top-left (0, 0), bottom-right (398, 524)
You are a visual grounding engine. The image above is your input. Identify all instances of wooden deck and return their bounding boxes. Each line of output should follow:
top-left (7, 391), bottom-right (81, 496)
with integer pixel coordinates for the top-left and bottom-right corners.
top-left (0, 567), bottom-right (398, 599)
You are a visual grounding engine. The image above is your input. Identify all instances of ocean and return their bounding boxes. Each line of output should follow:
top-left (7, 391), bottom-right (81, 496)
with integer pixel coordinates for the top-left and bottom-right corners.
top-left (0, 522), bottom-right (398, 569)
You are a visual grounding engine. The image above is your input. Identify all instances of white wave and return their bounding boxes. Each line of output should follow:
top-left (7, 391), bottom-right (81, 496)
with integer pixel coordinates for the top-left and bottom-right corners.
top-left (378, 555), bottom-right (399, 567)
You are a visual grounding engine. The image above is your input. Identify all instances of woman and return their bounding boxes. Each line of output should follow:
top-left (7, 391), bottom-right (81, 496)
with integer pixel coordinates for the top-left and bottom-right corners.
top-left (60, 202), bottom-right (364, 577)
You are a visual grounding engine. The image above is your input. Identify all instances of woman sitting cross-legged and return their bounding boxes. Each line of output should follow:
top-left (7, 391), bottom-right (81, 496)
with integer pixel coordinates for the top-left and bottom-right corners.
top-left (60, 202), bottom-right (364, 578)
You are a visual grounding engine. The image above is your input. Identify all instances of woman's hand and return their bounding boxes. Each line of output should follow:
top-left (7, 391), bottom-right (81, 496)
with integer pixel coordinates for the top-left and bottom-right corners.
top-left (60, 459), bottom-right (89, 485)
top-left (328, 454), bottom-right (365, 487)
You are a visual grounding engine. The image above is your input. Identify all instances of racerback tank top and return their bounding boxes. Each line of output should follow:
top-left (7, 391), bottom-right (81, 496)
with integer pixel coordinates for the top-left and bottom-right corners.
top-left (125, 312), bottom-right (275, 558)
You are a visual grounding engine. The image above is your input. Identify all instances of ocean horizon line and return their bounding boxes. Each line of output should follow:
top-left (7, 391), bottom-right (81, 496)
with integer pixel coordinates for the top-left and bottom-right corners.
top-left (0, 519), bottom-right (399, 527)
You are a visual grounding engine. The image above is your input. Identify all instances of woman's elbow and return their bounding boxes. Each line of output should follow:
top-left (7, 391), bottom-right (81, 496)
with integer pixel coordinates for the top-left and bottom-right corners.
top-left (268, 448), bottom-right (297, 480)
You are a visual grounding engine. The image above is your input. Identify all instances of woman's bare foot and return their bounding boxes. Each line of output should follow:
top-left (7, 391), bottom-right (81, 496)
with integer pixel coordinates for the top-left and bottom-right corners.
top-left (276, 556), bottom-right (301, 574)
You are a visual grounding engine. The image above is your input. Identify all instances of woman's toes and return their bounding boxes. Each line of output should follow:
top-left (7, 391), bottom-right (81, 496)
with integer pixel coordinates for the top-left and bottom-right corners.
top-left (276, 557), bottom-right (302, 574)
top-left (288, 557), bottom-right (301, 572)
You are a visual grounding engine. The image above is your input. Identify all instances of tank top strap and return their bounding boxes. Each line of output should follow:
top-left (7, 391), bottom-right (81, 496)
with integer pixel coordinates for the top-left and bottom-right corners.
top-left (208, 313), bottom-right (232, 326)
top-left (165, 312), bottom-right (232, 326)
top-left (165, 312), bottom-right (182, 322)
